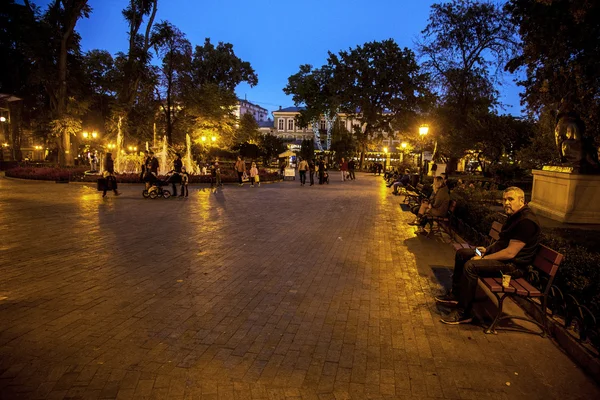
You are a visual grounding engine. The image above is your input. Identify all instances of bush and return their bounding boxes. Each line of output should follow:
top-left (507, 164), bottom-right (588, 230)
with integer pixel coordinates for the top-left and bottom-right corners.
top-left (5, 166), bottom-right (280, 184)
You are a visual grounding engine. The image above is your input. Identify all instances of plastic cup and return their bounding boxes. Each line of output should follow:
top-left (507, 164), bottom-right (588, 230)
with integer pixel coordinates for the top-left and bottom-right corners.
top-left (502, 274), bottom-right (511, 288)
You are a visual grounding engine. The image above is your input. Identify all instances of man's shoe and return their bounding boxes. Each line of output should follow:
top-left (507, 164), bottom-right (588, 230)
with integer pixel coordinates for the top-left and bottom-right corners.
top-left (440, 310), bottom-right (473, 325)
top-left (434, 293), bottom-right (458, 305)
top-left (407, 220), bottom-right (420, 226)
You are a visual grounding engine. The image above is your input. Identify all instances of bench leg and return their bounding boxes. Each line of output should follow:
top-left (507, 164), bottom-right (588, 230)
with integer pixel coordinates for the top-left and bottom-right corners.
top-left (485, 293), bottom-right (505, 334)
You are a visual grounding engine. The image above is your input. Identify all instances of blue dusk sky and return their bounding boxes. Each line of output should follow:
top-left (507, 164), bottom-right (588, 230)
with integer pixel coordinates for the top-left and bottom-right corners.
top-left (33, 0), bottom-right (524, 117)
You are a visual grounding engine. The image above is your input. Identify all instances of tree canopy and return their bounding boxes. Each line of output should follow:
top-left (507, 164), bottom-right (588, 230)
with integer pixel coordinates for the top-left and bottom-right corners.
top-left (506, 0), bottom-right (600, 142)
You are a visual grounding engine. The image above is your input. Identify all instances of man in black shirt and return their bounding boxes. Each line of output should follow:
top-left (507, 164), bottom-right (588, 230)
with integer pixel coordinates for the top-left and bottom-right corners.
top-left (436, 186), bottom-right (541, 324)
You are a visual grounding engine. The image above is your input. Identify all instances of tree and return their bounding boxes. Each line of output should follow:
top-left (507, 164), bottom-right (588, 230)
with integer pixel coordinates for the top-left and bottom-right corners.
top-left (118, 0), bottom-right (157, 110)
top-left (236, 112), bottom-right (260, 144)
top-left (179, 38), bottom-right (258, 147)
top-left (21, 0), bottom-right (90, 166)
top-left (506, 0), bottom-right (600, 142)
top-left (285, 39), bottom-right (431, 166)
top-left (284, 64), bottom-right (339, 150)
top-left (258, 133), bottom-right (285, 165)
top-left (418, 0), bottom-right (518, 163)
top-left (151, 21), bottom-right (191, 144)
top-left (299, 138), bottom-right (314, 161)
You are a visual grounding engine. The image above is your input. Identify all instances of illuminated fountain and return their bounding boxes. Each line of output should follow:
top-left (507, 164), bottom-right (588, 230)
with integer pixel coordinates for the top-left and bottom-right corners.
top-left (184, 133), bottom-right (200, 174)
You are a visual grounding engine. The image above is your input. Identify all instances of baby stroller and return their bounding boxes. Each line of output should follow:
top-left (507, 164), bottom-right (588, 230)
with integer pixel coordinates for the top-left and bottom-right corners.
top-left (142, 176), bottom-right (171, 199)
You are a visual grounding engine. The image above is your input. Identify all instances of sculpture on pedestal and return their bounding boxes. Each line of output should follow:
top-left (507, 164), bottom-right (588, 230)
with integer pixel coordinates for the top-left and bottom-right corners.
top-left (554, 113), bottom-right (599, 173)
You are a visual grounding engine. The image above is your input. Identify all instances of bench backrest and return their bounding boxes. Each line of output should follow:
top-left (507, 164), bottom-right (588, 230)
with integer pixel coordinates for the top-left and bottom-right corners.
top-left (448, 199), bottom-right (457, 214)
top-left (416, 183), bottom-right (424, 192)
top-left (489, 221), bottom-right (503, 242)
top-left (532, 244), bottom-right (563, 278)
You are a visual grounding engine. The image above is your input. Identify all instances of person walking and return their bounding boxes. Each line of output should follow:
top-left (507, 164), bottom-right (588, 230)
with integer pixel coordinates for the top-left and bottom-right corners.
top-left (211, 161), bottom-right (222, 188)
top-left (102, 153), bottom-right (121, 198)
top-left (348, 159), bottom-right (356, 180)
top-left (318, 158), bottom-right (325, 184)
top-left (235, 156), bottom-right (245, 186)
top-left (249, 162), bottom-right (260, 187)
top-left (298, 157), bottom-right (308, 186)
top-left (340, 157), bottom-right (348, 182)
top-left (431, 161), bottom-right (438, 177)
top-left (308, 159), bottom-right (316, 186)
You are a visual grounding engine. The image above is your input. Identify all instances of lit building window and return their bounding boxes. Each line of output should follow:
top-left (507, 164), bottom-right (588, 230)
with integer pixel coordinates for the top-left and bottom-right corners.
top-left (320, 120), bottom-right (326, 130)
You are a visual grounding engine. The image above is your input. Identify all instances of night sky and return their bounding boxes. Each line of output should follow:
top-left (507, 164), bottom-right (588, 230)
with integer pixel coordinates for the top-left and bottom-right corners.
top-left (33, 0), bottom-right (524, 117)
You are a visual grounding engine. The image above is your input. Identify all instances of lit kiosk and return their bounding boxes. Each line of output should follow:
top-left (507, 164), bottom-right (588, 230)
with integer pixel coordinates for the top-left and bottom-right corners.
top-left (529, 113), bottom-right (600, 223)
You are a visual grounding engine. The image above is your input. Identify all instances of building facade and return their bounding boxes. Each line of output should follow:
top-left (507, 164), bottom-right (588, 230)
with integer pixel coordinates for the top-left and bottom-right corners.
top-left (271, 106), bottom-right (404, 149)
top-left (234, 99), bottom-right (268, 123)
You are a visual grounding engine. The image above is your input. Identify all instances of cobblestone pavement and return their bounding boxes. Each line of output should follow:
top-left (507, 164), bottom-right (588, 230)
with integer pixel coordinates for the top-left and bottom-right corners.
top-left (0, 174), bottom-right (598, 400)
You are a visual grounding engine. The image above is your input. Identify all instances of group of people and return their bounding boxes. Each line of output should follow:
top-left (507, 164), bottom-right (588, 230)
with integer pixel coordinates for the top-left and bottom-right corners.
top-left (294, 157), bottom-right (357, 186)
top-left (234, 156), bottom-right (260, 187)
top-left (140, 151), bottom-right (189, 197)
top-left (388, 170), bottom-right (541, 327)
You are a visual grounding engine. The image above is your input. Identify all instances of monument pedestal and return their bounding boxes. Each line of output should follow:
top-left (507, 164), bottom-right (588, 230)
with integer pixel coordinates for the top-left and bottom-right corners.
top-left (529, 169), bottom-right (600, 224)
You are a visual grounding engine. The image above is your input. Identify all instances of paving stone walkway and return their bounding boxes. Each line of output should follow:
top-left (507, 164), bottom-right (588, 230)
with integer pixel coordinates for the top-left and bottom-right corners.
top-left (0, 173), bottom-right (598, 400)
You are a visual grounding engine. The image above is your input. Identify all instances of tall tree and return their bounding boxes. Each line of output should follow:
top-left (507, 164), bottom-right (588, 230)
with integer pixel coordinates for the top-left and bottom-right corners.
top-left (284, 64), bottom-right (339, 150)
top-left (418, 0), bottom-right (518, 161)
top-left (118, 0), bottom-right (158, 110)
top-left (235, 112), bottom-right (260, 144)
top-left (331, 39), bottom-right (432, 165)
top-left (22, 0), bottom-right (90, 166)
top-left (151, 21), bottom-right (191, 144)
top-left (506, 0), bottom-right (600, 142)
top-left (179, 38), bottom-right (258, 147)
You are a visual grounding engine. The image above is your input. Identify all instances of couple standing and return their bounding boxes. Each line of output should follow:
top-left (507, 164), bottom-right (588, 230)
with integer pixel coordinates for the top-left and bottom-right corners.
top-left (297, 158), bottom-right (315, 186)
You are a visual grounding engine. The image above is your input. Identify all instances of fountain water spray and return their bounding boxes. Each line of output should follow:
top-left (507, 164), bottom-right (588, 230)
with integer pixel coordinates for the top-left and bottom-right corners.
top-left (184, 133), bottom-right (200, 174)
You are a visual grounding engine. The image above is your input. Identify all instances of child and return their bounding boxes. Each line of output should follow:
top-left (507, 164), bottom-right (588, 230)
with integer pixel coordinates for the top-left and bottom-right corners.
top-left (249, 162), bottom-right (260, 187)
top-left (179, 166), bottom-right (189, 197)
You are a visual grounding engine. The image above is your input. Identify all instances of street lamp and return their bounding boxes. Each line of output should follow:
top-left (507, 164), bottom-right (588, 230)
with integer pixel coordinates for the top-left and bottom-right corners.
top-left (0, 117), bottom-right (6, 122)
top-left (82, 131), bottom-right (89, 139)
top-left (383, 147), bottom-right (390, 172)
top-left (211, 136), bottom-right (217, 142)
top-left (419, 124), bottom-right (429, 182)
top-left (400, 142), bottom-right (407, 162)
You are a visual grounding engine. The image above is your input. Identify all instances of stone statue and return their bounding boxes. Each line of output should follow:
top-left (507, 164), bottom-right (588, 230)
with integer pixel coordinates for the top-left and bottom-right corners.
top-left (554, 113), bottom-right (599, 173)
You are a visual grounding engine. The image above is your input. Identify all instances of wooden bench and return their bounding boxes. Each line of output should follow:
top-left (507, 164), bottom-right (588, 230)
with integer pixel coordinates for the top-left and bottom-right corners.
top-left (481, 245), bottom-right (563, 336)
top-left (427, 200), bottom-right (457, 241)
top-left (452, 221), bottom-right (502, 251)
top-left (402, 183), bottom-right (425, 205)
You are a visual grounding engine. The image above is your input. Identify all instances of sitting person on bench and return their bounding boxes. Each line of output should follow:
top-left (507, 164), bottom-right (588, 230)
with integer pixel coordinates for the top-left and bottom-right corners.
top-left (408, 177), bottom-right (447, 228)
top-left (391, 169), bottom-right (411, 195)
top-left (435, 186), bottom-right (541, 324)
top-left (413, 176), bottom-right (449, 233)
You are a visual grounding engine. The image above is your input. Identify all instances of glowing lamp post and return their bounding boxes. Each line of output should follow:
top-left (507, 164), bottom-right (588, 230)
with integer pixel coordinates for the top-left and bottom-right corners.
top-left (383, 147), bottom-right (390, 172)
top-left (400, 142), bottom-right (407, 162)
top-left (419, 125), bottom-right (429, 182)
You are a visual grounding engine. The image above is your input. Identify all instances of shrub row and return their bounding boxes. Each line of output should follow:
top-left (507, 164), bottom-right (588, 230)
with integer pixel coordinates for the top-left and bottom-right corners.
top-left (5, 167), bottom-right (280, 184)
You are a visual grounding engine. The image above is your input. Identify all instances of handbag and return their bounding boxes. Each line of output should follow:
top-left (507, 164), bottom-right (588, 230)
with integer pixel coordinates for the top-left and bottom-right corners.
top-left (242, 172), bottom-right (249, 182)
top-left (97, 178), bottom-right (107, 191)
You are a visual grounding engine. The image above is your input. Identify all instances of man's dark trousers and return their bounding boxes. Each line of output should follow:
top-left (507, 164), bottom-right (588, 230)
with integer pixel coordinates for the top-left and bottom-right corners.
top-left (452, 248), bottom-right (518, 314)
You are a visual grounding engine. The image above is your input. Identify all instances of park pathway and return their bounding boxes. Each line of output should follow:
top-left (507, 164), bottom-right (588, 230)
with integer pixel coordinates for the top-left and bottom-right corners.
top-left (0, 173), bottom-right (598, 399)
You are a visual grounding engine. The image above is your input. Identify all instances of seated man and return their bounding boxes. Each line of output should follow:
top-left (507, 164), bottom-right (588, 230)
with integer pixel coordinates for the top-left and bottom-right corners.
top-left (435, 186), bottom-right (541, 324)
top-left (391, 169), bottom-right (411, 194)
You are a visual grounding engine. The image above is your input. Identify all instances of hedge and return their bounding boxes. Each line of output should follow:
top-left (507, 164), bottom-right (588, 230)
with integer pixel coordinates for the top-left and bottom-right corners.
top-left (5, 166), bottom-right (280, 184)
